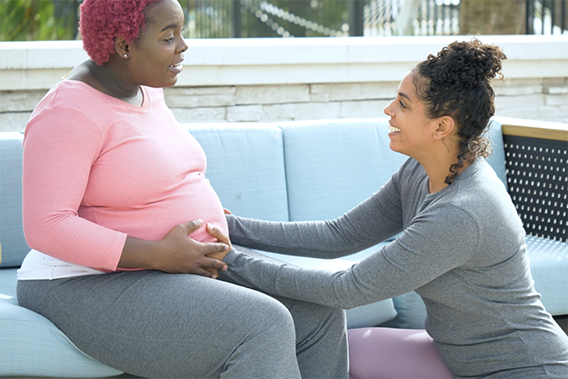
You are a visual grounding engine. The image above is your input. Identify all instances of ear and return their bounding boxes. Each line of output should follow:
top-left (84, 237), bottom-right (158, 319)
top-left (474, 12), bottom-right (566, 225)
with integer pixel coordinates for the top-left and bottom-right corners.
top-left (114, 36), bottom-right (130, 59)
top-left (433, 116), bottom-right (455, 140)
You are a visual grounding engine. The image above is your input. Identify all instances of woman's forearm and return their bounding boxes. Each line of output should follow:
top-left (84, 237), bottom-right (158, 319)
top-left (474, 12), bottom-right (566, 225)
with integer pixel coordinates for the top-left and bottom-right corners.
top-left (221, 248), bottom-right (394, 309)
top-left (222, 206), bottom-right (477, 310)
top-left (227, 193), bottom-right (401, 259)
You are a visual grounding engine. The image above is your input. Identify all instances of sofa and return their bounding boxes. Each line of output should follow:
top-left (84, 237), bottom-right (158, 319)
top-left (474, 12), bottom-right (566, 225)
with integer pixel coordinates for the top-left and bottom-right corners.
top-left (1, 117), bottom-right (567, 377)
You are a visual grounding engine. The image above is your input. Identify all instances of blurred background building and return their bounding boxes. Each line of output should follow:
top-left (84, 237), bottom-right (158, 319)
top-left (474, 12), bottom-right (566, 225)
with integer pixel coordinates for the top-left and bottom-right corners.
top-left (1, 0), bottom-right (567, 41)
top-left (1, 1), bottom-right (567, 130)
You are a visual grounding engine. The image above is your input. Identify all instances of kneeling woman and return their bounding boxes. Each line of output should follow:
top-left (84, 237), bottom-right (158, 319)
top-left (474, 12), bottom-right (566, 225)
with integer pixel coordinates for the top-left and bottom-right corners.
top-left (212, 39), bottom-right (568, 379)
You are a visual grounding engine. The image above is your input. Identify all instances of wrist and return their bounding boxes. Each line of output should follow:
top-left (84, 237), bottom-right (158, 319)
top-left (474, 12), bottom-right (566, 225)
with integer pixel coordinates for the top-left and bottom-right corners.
top-left (220, 248), bottom-right (239, 265)
top-left (119, 236), bottom-right (163, 270)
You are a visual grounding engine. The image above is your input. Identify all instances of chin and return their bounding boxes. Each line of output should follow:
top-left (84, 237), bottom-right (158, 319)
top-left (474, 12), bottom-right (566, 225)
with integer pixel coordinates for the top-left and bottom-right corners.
top-left (165, 76), bottom-right (179, 87)
top-left (388, 141), bottom-right (399, 153)
top-left (146, 77), bottom-right (178, 88)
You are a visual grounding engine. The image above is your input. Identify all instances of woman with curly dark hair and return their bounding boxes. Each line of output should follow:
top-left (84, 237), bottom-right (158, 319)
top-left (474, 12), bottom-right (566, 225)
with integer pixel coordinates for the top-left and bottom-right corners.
top-left (16, 0), bottom-right (347, 378)
top-left (210, 39), bottom-right (568, 378)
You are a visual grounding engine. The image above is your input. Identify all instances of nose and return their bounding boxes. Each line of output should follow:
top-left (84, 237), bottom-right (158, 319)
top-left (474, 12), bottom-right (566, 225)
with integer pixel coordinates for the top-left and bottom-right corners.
top-left (384, 100), bottom-right (395, 116)
top-left (178, 38), bottom-right (188, 55)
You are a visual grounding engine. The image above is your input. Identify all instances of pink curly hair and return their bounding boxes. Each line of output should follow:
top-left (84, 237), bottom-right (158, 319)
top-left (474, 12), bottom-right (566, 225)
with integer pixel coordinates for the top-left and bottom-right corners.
top-left (79, 0), bottom-right (160, 65)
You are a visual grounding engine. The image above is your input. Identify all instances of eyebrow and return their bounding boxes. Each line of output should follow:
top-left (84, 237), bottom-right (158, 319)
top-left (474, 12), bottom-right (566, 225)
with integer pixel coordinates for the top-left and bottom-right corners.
top-left (160, 24), bottom-right (178, 32)
top-left (398, 92), bottom-right (412, 102)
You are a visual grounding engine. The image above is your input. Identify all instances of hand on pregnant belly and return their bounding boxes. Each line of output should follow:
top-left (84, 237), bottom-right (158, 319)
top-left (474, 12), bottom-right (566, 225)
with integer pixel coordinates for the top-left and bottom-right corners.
top-left (205, 223), bottom-right (233, 277)
top-left (156, 220), bottom-right (229, 277)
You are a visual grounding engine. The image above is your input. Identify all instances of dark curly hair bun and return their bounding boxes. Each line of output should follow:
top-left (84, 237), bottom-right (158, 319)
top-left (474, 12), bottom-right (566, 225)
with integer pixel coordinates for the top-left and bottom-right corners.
top-left (426, 39), bottom-right (505, 88)
top-left (413, 38), bottom-right (507, 184)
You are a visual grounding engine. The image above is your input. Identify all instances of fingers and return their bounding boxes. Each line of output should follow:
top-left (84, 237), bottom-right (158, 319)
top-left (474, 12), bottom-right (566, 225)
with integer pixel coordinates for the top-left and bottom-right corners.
top-left (223, 208), bottom-right (232, 214)
top-left (196, 266), bottom-right (217, 279)
top-left (182, 219), bottom-right (204, 234)
top-left (204, 257), bottom-right (228, 278)
top-left (206, 223), bottom-right (231, 246)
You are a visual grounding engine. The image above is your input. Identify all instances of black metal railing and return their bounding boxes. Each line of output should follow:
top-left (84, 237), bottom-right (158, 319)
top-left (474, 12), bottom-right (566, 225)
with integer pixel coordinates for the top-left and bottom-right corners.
top-left (527, 0), bottom-right (568, 35)
top-left (181, 0), bottom-right (351, 38)
top-left (182, 0), bottom-right (566, 38)
top-left (361, 0), bottom-right (460, 36)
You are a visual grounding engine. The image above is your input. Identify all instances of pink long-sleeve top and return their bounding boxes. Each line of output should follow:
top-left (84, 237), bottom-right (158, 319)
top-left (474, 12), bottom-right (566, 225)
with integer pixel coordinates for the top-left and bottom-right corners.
top-left (21, 80), bottom-right (228, 273)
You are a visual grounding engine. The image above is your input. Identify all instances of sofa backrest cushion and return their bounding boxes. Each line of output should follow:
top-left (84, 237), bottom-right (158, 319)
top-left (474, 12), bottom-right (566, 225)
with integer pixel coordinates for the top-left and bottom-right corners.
top-left (0, 132), bottom-right (30, 268)
top-left (185, 123), bottom-right (289, 222)
top-left (277, 118), bottom-right (508, 222)
top-left (485, 119), bottom-right (507, 188)
top-left (276, 119), bottom-right (408, 222)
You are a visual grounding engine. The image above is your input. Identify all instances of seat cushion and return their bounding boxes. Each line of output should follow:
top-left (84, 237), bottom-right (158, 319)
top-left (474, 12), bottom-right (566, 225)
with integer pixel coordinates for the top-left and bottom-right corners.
top-left (526, 235), bottom-right (568, 315)
top-left (0, 269), bottom-right (122, 378)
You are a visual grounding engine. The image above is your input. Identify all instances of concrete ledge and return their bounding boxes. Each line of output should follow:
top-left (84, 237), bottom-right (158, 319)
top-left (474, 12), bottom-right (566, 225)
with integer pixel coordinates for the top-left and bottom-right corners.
top-left (1, 36), bottom-right (567, 130)
top-left (1, 35), bottom-right (567, 90)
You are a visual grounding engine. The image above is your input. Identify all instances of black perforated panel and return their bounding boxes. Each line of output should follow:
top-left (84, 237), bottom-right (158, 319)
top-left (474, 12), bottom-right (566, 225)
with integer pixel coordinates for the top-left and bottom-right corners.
top-left (503, 135), bottom-right (567, 242)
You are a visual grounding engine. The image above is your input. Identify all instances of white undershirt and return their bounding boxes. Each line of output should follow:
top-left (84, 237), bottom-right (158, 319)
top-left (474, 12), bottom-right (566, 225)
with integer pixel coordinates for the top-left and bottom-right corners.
top-left (17, 250), bottom-right (105, 280)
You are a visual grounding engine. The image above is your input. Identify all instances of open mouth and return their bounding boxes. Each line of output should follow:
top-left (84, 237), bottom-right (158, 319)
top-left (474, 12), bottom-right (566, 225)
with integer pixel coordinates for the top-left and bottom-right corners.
top-left (389, 125), bottom-right (401, 133)
top-left (168, 61), bottom-right (183, 75)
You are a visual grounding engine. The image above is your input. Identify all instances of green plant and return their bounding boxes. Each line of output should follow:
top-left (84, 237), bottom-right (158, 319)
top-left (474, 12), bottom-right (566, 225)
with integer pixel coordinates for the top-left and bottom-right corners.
top-left (0, 0), bottom-right (78, 41)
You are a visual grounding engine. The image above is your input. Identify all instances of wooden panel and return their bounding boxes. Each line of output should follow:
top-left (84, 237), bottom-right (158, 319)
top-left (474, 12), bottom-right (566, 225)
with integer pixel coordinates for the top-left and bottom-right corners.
top-left (496, 116), bottom-right (568, 142)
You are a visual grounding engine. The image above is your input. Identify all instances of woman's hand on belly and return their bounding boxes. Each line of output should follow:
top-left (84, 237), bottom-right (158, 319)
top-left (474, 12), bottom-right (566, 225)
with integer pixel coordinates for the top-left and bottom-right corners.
top-left (205, 223), bottom-right (233, 277)
top-left (119, 220), bottom-right (229, 278)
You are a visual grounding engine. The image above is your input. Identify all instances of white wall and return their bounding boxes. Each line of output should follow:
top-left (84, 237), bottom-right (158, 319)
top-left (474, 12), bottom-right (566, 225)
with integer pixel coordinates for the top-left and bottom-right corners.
top-left (1, 35), bottom-right (567, 131)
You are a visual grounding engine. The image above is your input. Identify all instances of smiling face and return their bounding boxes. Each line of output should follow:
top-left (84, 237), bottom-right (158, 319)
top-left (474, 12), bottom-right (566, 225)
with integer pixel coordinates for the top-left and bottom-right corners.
top-left (128, 0), bottom-right (188, 88)
top-left (383, 71), bottom-right (441, 160)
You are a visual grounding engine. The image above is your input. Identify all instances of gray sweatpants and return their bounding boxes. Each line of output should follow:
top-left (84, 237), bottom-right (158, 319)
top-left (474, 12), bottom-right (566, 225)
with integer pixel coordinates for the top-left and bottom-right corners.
top-left (17, 246), bottom-right (348, 379)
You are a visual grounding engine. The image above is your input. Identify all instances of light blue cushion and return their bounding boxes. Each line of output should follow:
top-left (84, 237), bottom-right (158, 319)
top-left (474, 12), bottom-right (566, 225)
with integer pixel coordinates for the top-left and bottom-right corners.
top-left (0, 266), bottom-right (17, 298)
top-left (0, 270), bottom-right (122, 378)
top-left (0, 132), bottom-right (30, 268)
top-left (525, 235), bottom-right (568, 315)
top-left (486, 119), bottom-right (508, 188)
top-left (184, 123), bottom-right (289, 222)
top-left (275, 118), bottom-right (408, 222)
top-left (379, 291), bottom-right (427, 329)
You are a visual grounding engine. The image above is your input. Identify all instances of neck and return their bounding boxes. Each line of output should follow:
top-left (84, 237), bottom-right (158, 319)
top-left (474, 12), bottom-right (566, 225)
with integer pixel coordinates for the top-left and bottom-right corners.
top-left (417, 141), bottom-right (471, 194)
top-left (85, 60), bottom-right (142, 104)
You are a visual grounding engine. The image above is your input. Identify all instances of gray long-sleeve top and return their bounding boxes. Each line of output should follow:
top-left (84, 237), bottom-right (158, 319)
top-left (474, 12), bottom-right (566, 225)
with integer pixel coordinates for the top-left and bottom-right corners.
top-left (223, 157), bottom-right (568, 378)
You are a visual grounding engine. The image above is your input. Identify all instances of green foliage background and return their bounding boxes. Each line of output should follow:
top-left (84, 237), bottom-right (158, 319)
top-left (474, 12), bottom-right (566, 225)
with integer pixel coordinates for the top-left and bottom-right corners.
top-left (0, 0), bottom-right (79, 41)
top-left (0, 0), bottom-right (351, 41)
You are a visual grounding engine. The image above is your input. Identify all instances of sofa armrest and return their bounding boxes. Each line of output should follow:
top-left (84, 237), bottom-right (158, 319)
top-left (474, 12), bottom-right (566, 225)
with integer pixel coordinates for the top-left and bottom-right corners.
top-left (495, 117), bottom-right (568, 242)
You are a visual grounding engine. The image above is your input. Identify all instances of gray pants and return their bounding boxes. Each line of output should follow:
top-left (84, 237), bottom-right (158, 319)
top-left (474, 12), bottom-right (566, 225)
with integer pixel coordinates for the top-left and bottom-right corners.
top-left (17, 247), bottom-right (348, 379)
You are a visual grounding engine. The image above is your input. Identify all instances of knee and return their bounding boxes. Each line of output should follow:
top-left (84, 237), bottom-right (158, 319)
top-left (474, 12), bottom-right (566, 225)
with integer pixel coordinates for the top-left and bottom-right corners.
top-left (245, 295), bottom-right (296, 343)
top-left (328, 307), bottom-right (347, 328)
top-left (301, 302), bottom-right (347, 335)
top-left (319, 306), bottom-right (347, 337)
